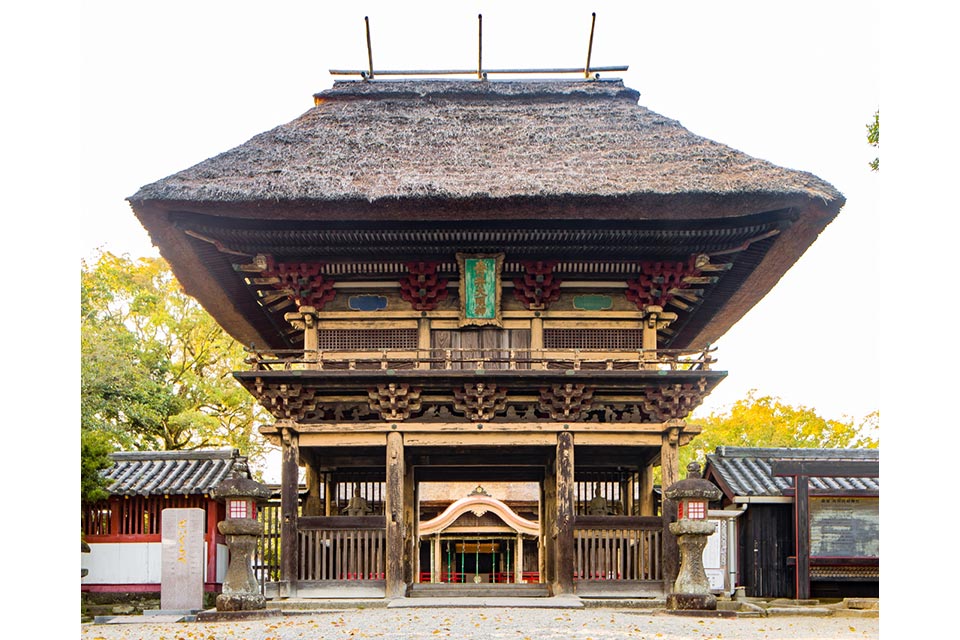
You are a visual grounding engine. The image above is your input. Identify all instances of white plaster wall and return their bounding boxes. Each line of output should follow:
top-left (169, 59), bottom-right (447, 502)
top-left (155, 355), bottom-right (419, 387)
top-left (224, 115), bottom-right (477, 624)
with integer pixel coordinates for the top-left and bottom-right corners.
top-left (216, 543), bottom-right (228, 583)
top-left (82, 542), bottom-right (162, 584)
top-left (82, 542), bottom-right (219, 584)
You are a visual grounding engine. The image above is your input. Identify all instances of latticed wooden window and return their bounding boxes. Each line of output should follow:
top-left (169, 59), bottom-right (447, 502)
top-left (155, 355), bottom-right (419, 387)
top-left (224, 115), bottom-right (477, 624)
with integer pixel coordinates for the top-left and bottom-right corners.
top-left (544, 329), bottom-right (644, 350)
top-left (317, 329), bottom-right (418, 350)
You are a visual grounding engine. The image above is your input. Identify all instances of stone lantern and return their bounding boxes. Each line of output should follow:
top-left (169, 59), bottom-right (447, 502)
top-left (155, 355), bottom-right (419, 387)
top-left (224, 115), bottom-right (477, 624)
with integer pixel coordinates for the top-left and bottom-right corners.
top-left (664, 461), bottom-right (722, 611)
top-left (211, 476), bottom-right (272, 612)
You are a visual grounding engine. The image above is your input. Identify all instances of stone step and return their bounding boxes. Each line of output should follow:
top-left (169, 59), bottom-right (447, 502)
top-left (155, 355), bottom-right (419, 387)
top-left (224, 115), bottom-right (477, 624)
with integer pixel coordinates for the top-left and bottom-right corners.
top-left (408, 583), bottom-right (551, 598)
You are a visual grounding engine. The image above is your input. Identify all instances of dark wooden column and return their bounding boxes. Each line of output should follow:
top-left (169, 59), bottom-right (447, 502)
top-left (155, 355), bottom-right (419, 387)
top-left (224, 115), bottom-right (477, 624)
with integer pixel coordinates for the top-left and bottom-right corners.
top-left (280, 426), bottom-right (300, 594)
top-left (660, 425), bottom-right (681, 588)
top-left (385, 431), bottom-right (406, 598)
top-left (403, 449), bottom-right (416, 586)
top-left (554, 430), bottom-right (575, 594)
top-left (541, 450), bottom-right (556, 585)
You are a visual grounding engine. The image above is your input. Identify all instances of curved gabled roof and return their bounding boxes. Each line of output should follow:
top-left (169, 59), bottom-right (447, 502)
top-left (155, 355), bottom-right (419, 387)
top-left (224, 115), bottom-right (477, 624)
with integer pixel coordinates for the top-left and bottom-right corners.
top-left (419, 493), bottom-right (539, 537)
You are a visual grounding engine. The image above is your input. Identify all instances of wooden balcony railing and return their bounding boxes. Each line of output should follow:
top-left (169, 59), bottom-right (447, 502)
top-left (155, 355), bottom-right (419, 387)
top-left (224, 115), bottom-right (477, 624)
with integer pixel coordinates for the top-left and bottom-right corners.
top-left (297, 516), bottom-right (386, 582)
top-left (573, 516), bottom-right (663, 582)
top-left (244, 346), bottom-right (715, 373)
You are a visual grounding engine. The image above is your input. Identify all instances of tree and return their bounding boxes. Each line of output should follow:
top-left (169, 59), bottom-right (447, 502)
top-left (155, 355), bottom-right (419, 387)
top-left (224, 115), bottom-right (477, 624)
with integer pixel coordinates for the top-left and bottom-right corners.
top-left (683, 390), bottom-right (879, 470)
top-left (867, 110), bottom-right (879, 171)
top-left (81, 251), bottom-right (272, 487)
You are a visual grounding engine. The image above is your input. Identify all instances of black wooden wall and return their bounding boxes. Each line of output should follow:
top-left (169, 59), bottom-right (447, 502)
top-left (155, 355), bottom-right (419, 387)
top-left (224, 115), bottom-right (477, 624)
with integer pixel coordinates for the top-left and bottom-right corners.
top-left (738, 504), bottom-right (794, 598)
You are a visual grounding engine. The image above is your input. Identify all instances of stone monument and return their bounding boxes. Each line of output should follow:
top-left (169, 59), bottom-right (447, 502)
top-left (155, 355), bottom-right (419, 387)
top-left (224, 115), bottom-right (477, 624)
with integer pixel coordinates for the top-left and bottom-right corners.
top-left (664, 461), bottom-right (723, 611)
top-left (160, 508), bottom-right (206, 612)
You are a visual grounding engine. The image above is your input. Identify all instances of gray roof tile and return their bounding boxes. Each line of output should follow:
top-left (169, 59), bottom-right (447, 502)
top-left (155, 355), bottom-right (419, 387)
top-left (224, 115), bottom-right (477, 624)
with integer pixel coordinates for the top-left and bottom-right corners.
top-left (103, 449), bottom-right (250, 497)
top-left (705, 447), bottom-right (879, 498)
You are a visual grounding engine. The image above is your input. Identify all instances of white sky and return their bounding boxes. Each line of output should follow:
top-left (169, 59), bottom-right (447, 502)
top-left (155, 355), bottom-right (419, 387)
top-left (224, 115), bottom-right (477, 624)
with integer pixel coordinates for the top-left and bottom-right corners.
top-left (5, 0), bottom-right (957, 626)
top-left (59, 1), bottom-right (882, 424)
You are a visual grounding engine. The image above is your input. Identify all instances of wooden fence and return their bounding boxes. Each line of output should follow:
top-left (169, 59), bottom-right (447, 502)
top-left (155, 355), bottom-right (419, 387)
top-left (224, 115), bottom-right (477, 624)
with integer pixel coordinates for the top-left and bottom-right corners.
top-left (297, 516), bottom-right (387, 582)
top-left (573, 516), bottom-right (662, 582)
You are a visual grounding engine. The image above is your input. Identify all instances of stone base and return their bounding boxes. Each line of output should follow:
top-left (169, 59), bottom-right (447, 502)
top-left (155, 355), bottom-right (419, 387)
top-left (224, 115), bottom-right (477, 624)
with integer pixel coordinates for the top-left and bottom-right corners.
top-left (666, 592), bottom-right (717, 611)
top-left (196, 607), bottom-right (283, 622)
top-left (216, 593), bottom-right (267, 612)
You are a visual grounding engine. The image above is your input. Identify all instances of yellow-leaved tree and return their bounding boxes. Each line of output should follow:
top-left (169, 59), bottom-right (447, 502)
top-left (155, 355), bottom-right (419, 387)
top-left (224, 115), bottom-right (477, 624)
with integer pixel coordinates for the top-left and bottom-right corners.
top-left (682, 390), bottom-right (879, 471)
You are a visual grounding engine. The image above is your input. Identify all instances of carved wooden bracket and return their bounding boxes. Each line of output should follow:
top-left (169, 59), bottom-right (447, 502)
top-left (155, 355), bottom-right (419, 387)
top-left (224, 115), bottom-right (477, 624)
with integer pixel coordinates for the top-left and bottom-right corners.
top-left (453, 382), bottom-right (508, 421)
top-left (399, 262), bottom-right (449, 311)
top-left (513, 261), bottom-right (562, 310)
top-left (367, 383), bottom-right (422, 421)
top-left (261, 256), bottom-right (336, 310)
top-left (539, 383), bottom-right (594, 421)
top-left (253, 380), bottom-right (323, 422)
top-left (626, 255), bottom-right (711, 311)
top-left (641, 378), bottom-right (709, 421)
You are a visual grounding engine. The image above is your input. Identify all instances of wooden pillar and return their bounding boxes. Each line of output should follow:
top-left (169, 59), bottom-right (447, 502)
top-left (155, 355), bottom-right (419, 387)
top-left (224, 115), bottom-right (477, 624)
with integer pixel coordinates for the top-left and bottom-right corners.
top-left (542, 449), bottom-right (556, 584)
top-left (638, 464), bottom-right (655, 516)
top-left (531, 316), bottom-right (545, 370)
top-left (280, 426), bottom-right (300, 594)
top-left (385, 431), bottom-right (406, 598)
top-left (555, 431), bottom-right (575, 594)
top-left (284, 306), bottom-right (319, 368)
top-left (433, 534), bottom-right (441, 583)
top-left (404, 454), bottom-right (416, 586)
top-left (303, 461), bottom-right (323, 516)
top-left (417, 317), bottom-right (431, 370)
top-left (205, 498), bottom-right (219, 586)
top-left (661, 424), bottom-right (681, 588)
top-left (794, 475), bottom-right (811, 599)
top-left (515, 535), bottom-right (523, 583)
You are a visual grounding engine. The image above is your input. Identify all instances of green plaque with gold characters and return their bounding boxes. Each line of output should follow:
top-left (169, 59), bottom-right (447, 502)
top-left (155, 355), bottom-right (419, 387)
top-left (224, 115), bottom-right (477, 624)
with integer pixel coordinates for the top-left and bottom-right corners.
top-left (456, 253), bottom-right (504, 327)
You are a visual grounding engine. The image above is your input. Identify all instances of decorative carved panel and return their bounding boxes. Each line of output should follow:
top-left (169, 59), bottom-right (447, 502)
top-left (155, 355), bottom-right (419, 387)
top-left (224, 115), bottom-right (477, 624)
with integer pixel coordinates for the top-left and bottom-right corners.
top-left (513, 261), bottom-right (562, 310)
top-left (539, 383), bottom-right (594, 421)
top-left (625, 255), bottom-right (709, 311)
top-left (641, 379), bottom-right (709, 421)
top-left (252, 380), bottom-right (323, 422)
top-left (367, 383), bottom-right (422, 421)
top-left (399, 262), bottom-right (449, 311)
top-left (452, 382), bottom-right (508, 421)
top-left (260, 256), bottom-right (336, 310)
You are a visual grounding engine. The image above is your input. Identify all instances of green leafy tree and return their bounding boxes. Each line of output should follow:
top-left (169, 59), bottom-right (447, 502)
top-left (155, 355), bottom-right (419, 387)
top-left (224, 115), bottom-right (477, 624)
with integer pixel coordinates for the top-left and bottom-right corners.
top-left (683, 390), bottom-right (879, 469)
top-left (81, 252), bottom-right (272, 490)
top-left (867, 110), bottom-right (879, 171)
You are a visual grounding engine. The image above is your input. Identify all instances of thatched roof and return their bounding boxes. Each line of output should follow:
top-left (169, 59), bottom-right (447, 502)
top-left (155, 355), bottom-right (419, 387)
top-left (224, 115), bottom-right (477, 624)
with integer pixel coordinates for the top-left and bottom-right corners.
top-left (128, 79), bottom-right (844, 349)
top-left (132, 79), bottom-right (841, 210)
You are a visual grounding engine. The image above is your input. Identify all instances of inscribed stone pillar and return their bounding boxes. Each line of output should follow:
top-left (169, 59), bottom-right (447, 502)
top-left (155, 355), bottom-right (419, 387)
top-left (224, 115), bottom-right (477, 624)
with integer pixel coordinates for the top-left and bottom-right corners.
top-left (161, 508), bottom-right (205, 611)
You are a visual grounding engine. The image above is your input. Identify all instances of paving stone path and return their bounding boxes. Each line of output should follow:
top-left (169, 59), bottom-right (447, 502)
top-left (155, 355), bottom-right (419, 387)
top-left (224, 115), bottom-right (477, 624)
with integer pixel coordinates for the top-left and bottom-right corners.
top-left (81, 607), bottom-right (881, 640)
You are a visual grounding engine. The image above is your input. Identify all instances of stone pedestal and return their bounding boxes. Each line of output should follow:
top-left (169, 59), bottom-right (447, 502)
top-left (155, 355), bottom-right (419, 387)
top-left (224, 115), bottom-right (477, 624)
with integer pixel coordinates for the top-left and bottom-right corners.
top-left (216, 518), bottom-right (266, 611)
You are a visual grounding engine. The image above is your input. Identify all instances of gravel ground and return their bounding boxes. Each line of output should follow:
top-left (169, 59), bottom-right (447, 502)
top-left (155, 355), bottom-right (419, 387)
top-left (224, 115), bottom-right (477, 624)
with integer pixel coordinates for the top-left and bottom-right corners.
top-left (80, 608), bottom-right (880, 640)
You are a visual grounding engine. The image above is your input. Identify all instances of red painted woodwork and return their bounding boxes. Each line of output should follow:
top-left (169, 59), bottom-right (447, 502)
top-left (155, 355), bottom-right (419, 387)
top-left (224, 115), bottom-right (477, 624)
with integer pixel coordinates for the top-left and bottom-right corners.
top-left (399, 262), bottom-right (449, 311)
top-left (262, 256), bottom-right (336, 310)
top-left (625, 256), bottom-right (701, 310)
top-left (513, 261), bottom-right (562, 310)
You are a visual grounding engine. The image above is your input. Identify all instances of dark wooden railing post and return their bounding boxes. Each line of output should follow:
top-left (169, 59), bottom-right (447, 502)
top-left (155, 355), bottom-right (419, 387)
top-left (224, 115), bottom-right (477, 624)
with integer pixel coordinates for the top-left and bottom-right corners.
top-left (555, 430), bottom-right (575, 594)
top-left (280, 426), bottom-right (300, 595)
top-left (385, 431), bottom-right (405, 598)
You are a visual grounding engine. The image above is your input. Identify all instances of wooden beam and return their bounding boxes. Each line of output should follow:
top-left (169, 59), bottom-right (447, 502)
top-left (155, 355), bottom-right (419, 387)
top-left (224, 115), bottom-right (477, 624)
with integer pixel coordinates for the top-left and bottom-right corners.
top-left (795, 475), bottom-right (810, 600)
top-left (290, 421), bottom-right (685, 434)
top-left (770, 460), bottom-right (879, 478)
top-left (299, 433), bottom-right (387, 447)
top-left (403, 432), bottom-right (558, 447)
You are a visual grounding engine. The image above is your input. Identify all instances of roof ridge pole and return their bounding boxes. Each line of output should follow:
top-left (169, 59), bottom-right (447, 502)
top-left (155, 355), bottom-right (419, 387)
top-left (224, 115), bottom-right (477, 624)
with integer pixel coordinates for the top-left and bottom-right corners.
top-left (477, 14), bottom-right (485, 80)
top-left (584, 12), bottom-right (596, 80)
top-left (364, 16), bottom-right (374, 81)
